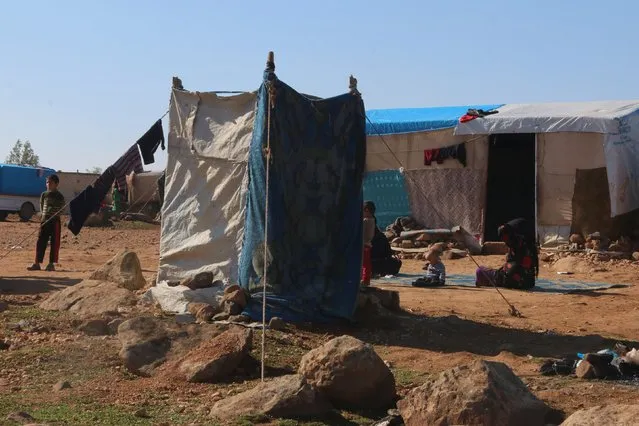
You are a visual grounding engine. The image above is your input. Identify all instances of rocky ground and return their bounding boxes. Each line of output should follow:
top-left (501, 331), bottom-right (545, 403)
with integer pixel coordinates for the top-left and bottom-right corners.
top-left (1, 215), bottom-right (638, 425)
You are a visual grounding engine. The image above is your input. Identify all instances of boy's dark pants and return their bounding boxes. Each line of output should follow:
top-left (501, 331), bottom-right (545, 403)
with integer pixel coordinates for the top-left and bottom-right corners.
top-left (35, 218), bottom-right (61, 264)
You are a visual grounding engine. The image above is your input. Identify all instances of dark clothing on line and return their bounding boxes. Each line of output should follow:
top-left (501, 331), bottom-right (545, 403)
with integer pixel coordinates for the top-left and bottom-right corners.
top-left (136, 120), bottom-right (165, 165)
top-left (36, 217), bottom-right (61, 264)
top-left (67, 167), bottom-right (116, 236)
top-left (423, 143), bottom-right (467, 167)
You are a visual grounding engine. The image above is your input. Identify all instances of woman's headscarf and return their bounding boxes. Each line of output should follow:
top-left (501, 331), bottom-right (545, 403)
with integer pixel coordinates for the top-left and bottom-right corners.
top-left (498, 218), bottom-right (539, 276)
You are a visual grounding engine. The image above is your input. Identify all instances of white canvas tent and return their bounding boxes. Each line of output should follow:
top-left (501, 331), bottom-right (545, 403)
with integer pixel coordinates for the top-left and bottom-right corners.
top-left (364, 100), bottom-right (639, 245)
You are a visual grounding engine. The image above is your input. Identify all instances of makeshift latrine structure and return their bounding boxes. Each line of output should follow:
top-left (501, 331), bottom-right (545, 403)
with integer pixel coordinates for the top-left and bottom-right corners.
top-left (364, 101), bottom-right (639, 245)
top-left (158, 58), bottom-right (366, 322)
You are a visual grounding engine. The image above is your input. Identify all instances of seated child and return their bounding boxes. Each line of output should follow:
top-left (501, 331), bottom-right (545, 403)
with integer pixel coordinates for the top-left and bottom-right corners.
top-left (413, 249), bottom-right (446, 287)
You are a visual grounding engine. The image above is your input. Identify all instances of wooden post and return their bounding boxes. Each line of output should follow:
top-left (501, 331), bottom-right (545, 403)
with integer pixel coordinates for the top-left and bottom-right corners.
top-left (172, 76), bottom-right (183, 90)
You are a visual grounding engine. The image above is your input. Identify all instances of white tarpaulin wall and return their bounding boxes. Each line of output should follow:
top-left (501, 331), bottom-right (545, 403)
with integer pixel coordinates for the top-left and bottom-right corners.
top-left (157, 90), bottom-right (256, 284)
top-left (604, 111), bottom-right (639, 217)
top-left (536, 132), bottom-right (606, 243)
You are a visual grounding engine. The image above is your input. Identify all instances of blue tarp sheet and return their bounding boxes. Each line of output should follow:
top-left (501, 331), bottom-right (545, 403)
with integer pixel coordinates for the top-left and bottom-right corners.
top-left (239, 72), bottom-right (367, 323)
top-left (365, 104), bottom-right (503, 136)
top-left (363, 170), bottom-right (411, 230)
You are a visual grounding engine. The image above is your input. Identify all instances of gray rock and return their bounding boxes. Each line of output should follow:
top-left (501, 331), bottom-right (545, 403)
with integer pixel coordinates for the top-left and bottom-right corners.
top-left (268, 316), bottom-right (286, 330)
top-left (209, 374), bottom-right (331, 420)
top-left (6, 411), bottom-right (35, 423)
top-left (298, 335), bottom-right (396, 409)
top-left (117, 317), bottom-right (171, 376)
top-left (107, 318), bottom-right (124, 335)
top-left (53, 381), bottom-right (71, 391)
top-left (178, 327), bottom-right (252, 383)
top-left (561, 404), bottom-right (639, 426)
top-left (223, 300), bottom-right (242, 316)
top-left (180, 271), bottom-right (214, 290)
top-left (89, 250), bottom-right (147, 291)
top-left (40, 280), bottom-right (136, 317)
top-left (78, 319), bottom-right (110, 336)
top-left (398, 360), bottom-right (549, 426)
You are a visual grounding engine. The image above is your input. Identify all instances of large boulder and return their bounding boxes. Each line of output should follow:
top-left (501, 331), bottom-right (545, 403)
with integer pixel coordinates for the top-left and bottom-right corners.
top-left (40, 280), bottom-right (136, 317)
top-left (178, 326), bottom-right (252, 383)
top-left (298, 335), bottom-right (396, 409)
top-left (398, 360), bottom-right (549, 426)
top-left (561, 404), bottom-right (639, 426)
top-left (89, 250), bottom-right (146, 291)
top-left (209, 374), bottom-right (331, 421)
top-left (117, 317), bottom-right (171, 376)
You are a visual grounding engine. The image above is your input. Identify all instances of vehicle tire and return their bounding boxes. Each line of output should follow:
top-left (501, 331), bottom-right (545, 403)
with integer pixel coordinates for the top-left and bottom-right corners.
top-left (19, 202), bottom-right (36, 222)
top-left (0, 211), bottom-right (7, 221)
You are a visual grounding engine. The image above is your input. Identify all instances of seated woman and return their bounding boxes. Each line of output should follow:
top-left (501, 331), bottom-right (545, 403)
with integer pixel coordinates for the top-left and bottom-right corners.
top-left (476, 218), bottom-right (538, 290)
top-left (363, 201), bottom-right (402, 277)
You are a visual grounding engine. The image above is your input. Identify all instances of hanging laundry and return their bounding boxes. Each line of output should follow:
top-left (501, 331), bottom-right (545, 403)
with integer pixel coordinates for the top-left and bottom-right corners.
top-left (459, 108), bottom-right (499, 123)
top-left (424, 143), bottom-right (467, 167)
top-left (136, 120), bottom-right (165, 165)
top-left (67, 167), bottom-right (116, 235)
top-left (112, 144), bottom-right (144, 197)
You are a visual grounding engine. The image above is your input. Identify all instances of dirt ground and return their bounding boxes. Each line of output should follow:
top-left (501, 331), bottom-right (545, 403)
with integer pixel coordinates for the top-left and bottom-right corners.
top-left (1, 216), bottom-right (638, 425)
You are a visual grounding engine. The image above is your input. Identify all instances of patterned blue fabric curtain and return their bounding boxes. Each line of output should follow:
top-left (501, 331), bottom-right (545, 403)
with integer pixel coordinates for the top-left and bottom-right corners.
top-left (239, 72), bottom-right (366, 322)
top-left (363, 170), bottom-right (412, 230)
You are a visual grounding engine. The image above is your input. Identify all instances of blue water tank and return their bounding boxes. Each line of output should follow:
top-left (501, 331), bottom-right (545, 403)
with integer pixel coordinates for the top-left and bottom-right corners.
top-left (0, 164), bottom-right (56, 197)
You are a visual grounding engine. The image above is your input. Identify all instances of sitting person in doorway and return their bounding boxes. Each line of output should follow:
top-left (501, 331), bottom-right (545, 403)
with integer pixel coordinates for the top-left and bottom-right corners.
top-left (363, 201), bottom-right (403, 278)
top-left (475, 218), bottom-right (539, 290)
top-left (413, 249), bottom-right (446, 287)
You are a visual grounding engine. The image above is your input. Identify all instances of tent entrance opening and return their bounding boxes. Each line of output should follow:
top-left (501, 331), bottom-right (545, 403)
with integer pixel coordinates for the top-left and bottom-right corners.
top-left (484, 133), bottom-right (536, 241)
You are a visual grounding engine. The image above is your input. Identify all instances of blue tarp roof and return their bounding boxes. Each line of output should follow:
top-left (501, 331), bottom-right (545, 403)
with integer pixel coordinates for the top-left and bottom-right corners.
top-left (365, 104), bottom-right (503, 136)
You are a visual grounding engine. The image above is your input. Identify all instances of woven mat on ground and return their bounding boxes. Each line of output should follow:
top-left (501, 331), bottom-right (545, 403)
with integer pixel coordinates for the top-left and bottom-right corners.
top-left (372, 273), bottom-right (627, 293)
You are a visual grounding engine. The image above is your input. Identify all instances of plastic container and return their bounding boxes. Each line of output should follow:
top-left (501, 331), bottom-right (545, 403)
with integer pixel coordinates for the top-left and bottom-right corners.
top-left (0, 164), bottom-right (55, 197)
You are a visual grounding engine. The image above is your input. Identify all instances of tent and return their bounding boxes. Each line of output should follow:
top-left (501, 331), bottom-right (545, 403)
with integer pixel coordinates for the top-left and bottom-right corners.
top-left (157, 68), bottom-right (366, 322)
top-left (364, 100), bottom-right (639, 245)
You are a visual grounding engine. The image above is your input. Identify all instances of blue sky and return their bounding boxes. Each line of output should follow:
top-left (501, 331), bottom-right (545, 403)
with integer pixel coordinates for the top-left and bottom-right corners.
top-left (1, 0), bottom-right (638, 172)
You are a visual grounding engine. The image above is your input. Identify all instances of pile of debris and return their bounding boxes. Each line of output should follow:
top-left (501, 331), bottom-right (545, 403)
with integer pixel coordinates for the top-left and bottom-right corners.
top-left (384, 216), bottom-right (481, 260)
top-left (540, 232), bottom-right (639, 268)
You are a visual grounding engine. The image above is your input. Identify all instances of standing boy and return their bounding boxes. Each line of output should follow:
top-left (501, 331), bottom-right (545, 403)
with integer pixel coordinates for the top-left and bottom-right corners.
top-left (27, 174), bottom-right (65, 271)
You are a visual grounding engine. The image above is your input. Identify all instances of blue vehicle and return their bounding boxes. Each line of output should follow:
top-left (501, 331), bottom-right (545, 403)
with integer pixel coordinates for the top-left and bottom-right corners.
top-left (0, 163), bottom-right (56, 221)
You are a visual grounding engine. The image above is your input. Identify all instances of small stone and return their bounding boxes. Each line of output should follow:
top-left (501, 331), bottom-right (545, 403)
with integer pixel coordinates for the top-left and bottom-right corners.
top-left (575, 360), bottom-right (596, 379)
top-left (632, 252), bottom-right (639, 261)
top-left (569, 234), bottom-right (585, 245)
top-left (134, 408), bottom-right (150, 418)
top-left (224, 284), bottom-right (242, 295)
top-left (401, 240), bottom-right (414, 249)
top-left (107, 318), bottom-right (124, 335)
top-left (180, 271), bottom-right (214, 290)
top-left (187, 302), bottom-right (217, 322)
top-left (6, 412), bottom-right (35, 423)
top-left (223, 301), bottom-right (242, 316)
top-left (223, 289), bottom-right (248, 309)
top-left (78, 319), bottom-right (110, 336)
top-left (53, 381), bottom-right (72, 391)
top-left (228, 314), bottom-right (251, 323)
top-left (268, 317), bottom-right (286, 330)
top-left (0, 340), bottom-right (10, 351)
